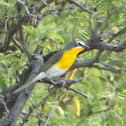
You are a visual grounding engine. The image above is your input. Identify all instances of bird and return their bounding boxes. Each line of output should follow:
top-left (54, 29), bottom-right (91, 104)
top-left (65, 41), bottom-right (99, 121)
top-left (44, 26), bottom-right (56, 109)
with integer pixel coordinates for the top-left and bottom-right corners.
top-left (14, 41), bottom-right (89, 93)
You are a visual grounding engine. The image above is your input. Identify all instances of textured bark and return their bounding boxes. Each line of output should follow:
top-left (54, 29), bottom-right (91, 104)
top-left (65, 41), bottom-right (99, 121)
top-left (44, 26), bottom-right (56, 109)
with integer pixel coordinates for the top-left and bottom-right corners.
top-left (0, 55), bottom-right (44, 125)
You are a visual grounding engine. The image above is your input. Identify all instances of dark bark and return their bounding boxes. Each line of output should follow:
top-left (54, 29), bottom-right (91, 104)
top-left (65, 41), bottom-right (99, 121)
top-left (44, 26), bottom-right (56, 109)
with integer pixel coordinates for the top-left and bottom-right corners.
top-left (0, 54), bottom-right (44, 126)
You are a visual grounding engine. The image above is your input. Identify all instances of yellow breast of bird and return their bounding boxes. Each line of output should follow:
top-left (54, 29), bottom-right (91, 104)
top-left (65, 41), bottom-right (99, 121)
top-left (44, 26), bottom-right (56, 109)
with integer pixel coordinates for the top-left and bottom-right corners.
top-left (56, 47), bottom-right (83, 69)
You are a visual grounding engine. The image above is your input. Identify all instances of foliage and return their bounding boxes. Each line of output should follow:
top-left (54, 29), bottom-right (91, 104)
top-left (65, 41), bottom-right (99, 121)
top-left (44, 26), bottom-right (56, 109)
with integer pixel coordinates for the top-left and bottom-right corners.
top-left (0, 0), bottom-right (126, 125)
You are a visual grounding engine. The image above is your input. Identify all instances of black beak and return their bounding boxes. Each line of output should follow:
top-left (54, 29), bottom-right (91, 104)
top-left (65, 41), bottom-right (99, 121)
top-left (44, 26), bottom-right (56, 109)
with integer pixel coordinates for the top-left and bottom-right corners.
top-left (78, 44), bottom-right (90, 55)
top-left (83, 44), bottom-right (90, 51)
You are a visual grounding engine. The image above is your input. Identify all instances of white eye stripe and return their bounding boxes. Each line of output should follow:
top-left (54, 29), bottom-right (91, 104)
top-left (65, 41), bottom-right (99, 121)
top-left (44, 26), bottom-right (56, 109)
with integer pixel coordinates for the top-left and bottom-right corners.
top-left (76, 41), bottom-right (84, 46)
top-left (76, 41), bottom-right (90, 49)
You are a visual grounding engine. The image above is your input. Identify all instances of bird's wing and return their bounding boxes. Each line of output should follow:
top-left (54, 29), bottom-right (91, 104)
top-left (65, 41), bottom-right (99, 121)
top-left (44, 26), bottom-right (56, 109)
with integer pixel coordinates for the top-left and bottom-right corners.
top-left (40, 50), bottom-right (63, 71)
top-left (43, 51), bottom-right (58, 63)
top-left (13, 50), bottom-right (64, 93)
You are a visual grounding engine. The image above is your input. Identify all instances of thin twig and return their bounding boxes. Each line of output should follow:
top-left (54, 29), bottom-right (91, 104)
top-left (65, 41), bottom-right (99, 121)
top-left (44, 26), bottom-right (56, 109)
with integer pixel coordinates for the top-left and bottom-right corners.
top-left (101, 2), bottom-right (126, 33)
top-left (18, 25), bottom-right (30, 60)
top-left (22, 112), bottom-right (46, 123)
top-left (92, 64), bottom-right (121, 73)
top-left (17, 0), bottom-right (30, 14)
top-left (2, 18), bottom-right (9, 44)
top-left (20, 87), bottom-right (55, 125)
top-left (93, 106), bottom-right (112, 114)
top-left (44, 89), bottom-right (64, 126)
top-left (2, 16), bottom-right (19, 44)
top-left (37, 0), bottom-right (55, 12)
top-left (41, 0), bottom-right (48, 6)
top-left (44, 102), bottom-right (59, 126)
top-left (68, 87), bottom-right (88, 98)
top-left (107, 26), bottom-right (126, 43)
top-left (109, 2), bottom-right (126, 17)
top-left (12, 37), bottom-right (24, 52)
top-left (29, 96), bottom-right (44, 115)
top-left (0, 95), bottom-right (9, 116)
top-left (89, 10), bottom-right (93, 34)
top-left (66, 0), bottom-right (91, 14)
top-left (35, 87), bottom-right (55, 108)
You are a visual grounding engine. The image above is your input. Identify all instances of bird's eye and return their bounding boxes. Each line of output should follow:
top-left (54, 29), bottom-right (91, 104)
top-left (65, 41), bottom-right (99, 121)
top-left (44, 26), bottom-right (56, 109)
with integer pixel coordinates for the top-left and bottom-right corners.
top-left (78, 42), bottom-right (83, 46)
top-left (76, 41), bottom-right (84, 46)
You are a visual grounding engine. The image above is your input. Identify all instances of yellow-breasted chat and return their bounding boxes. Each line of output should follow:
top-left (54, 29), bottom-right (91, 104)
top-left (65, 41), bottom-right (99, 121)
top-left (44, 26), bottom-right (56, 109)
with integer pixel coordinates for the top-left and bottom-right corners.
top-left (14, 41), bottom-right (89, 93)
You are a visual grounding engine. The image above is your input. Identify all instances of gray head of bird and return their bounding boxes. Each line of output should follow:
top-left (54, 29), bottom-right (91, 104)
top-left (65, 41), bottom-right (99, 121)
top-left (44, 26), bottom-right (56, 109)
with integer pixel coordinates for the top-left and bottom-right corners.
top-left (64, 40), bottom-right (90, 52)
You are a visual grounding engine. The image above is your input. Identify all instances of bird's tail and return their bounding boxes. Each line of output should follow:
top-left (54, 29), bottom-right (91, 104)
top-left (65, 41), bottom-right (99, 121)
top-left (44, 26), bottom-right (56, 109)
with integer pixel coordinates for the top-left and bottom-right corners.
top-left (13, 72), bottom-right (46, 93)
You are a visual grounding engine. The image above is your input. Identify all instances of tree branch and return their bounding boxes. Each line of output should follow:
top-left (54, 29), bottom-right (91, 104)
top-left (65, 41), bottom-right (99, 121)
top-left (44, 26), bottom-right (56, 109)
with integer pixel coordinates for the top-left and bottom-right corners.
top-left (92, 64), bottom-right (121, 73)
top-left (16, 0), bottom-right (30, 15)
top-left (18, 25), bottom-right (30, 60)
top-left (67, 87), bottom-right (88, 98)
top-left (86, 40), bottom-right (126, 52)
top-left (0, 54), bottom-right (44, 125)
top-left (107, 26), bottom-right (126, 43)
top-left (12, 37), bottom-right (24, 53)
top-left (37, 0), bottom-right (55, 12)
top-left (66, 0), bottom-right (91, 14)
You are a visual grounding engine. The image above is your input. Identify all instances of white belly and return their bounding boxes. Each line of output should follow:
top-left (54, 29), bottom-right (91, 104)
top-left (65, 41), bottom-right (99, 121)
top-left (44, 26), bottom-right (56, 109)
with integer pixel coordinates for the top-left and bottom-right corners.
top-left (46, 65), bottom-right (67, 78)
